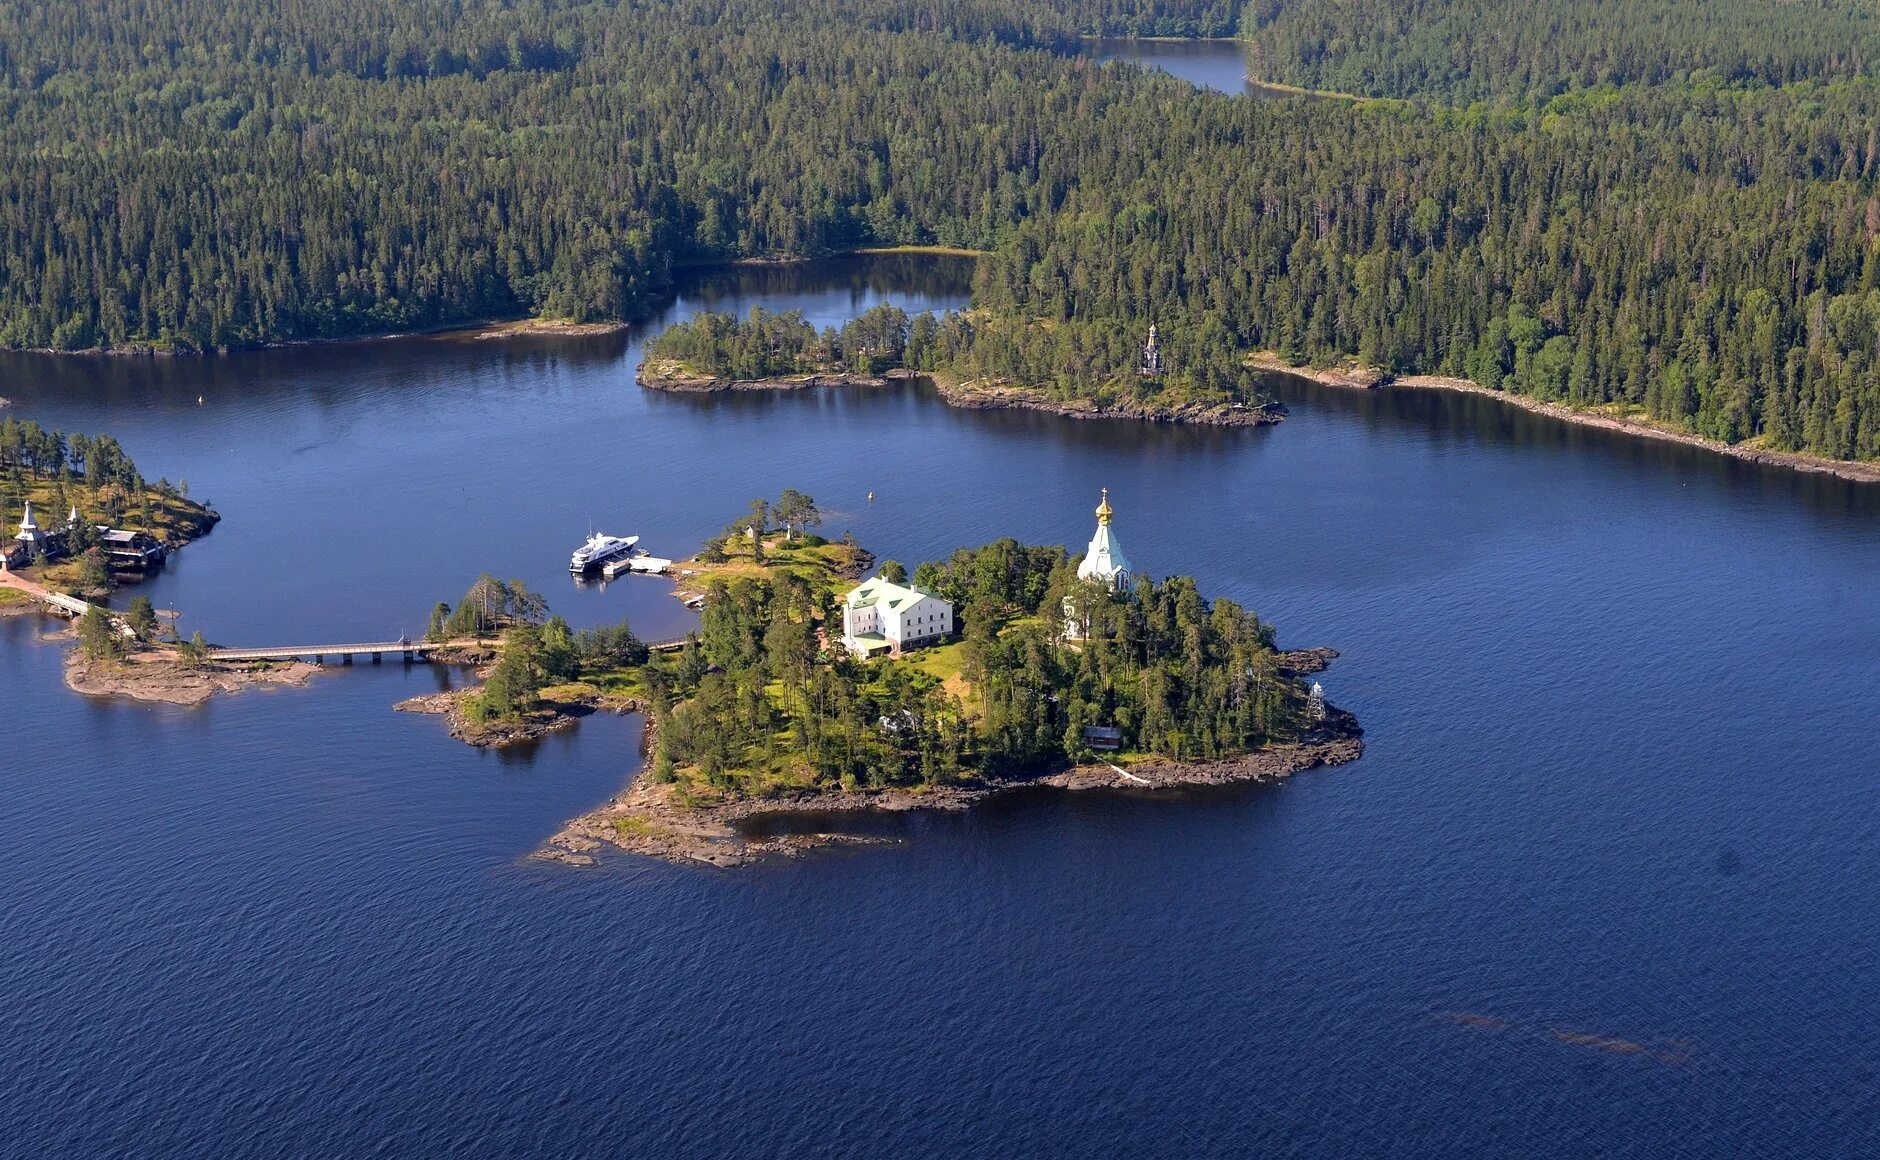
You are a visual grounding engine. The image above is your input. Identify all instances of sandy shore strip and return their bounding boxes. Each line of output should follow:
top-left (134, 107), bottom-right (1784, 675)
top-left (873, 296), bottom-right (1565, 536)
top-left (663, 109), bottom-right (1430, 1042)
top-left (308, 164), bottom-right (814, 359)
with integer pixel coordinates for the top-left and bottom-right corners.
top-left (1246, 353), bottom-right (1880, 484)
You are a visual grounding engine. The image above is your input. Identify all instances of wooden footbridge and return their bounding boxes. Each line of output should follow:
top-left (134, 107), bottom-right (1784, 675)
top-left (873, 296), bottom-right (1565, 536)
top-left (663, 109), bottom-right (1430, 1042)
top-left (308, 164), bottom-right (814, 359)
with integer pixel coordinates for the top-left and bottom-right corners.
top-left (4, 569), bottom-right (693, 664)
top-left (209, 640), bottom-right (435, 663)
top-left (1, 570), bottom-right (112, 620)
top-left (209, 636), bottom-right (689, 664)
top-left (210, 635), bottom-right (690, 664)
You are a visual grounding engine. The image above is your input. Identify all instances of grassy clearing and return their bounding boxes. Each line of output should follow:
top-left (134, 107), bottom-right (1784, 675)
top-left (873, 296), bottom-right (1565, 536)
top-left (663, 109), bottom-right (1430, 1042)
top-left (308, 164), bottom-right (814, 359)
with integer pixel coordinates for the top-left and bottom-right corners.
top-left (682, 533), bottom-right (868, 602)
top-left (584, 666), bottom-right (650, 699)
top-left (17, 478), bottom-right (216, 542)
top-left (904, 640), bottom-right (966, 682)
top-left (537, 680), bottom-right (601, 703)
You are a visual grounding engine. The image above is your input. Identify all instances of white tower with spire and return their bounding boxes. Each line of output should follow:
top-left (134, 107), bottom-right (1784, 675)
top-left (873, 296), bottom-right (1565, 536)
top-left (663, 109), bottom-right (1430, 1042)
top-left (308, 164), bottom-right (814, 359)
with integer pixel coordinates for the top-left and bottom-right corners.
top-left (14, 499), bottom-right (48, 558)
top-left (16, 499), bottom-right (40, 541)
top-left (1076, 488), bottom-right (1133, 592)
top-left (1140, 324), bottom-right (1162, 377)
top-left (1064, 489), bottom-right (1135, 642)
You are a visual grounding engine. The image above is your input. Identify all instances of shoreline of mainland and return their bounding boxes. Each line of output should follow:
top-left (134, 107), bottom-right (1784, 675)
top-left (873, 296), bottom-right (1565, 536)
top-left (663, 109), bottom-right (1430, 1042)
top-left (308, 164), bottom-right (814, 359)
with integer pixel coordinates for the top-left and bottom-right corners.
top-left (1247, 353), bottom-right (1880, 484)
top-left (0, 246), bottom-right (985, 359)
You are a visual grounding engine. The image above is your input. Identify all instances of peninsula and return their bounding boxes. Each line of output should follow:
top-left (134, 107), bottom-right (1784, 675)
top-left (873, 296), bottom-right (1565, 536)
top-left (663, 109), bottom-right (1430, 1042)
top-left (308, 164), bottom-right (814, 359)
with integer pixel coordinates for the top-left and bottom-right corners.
top-left (3, 420), bottom-right (219, 600)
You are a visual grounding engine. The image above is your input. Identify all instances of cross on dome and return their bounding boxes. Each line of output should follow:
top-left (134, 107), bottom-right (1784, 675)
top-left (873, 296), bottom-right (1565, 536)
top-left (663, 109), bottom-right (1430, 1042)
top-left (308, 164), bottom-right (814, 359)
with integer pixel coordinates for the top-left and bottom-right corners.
top-left (1076, 488), bottom-right (1132, 591)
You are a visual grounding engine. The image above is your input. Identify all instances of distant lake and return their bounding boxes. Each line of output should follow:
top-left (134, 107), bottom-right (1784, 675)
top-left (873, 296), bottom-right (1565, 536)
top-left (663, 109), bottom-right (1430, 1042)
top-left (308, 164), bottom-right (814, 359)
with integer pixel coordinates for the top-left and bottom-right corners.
top-left (1080, 37), bottom-right (1322, 98)
top-left (4, 255), bottom-right (1879, 1156)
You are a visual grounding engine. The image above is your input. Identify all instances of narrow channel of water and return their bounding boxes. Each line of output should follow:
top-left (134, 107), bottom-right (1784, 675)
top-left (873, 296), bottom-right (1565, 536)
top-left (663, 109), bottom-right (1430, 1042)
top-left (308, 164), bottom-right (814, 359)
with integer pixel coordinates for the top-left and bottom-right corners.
top-left (3, 254), bottom-right (1878, 1156)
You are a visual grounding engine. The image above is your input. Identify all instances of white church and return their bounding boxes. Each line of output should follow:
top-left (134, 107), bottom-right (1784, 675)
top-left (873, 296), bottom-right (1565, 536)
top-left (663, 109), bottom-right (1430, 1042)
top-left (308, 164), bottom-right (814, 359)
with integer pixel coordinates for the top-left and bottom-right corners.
top-left (837, 488), bottom-right (1135, 657)
top-left (1077, 488), bottom-right (1132, 590)
top-left (1064, 487), bottom-right (1133, 640)
top-left (839, 574), bottom-right (955, 657)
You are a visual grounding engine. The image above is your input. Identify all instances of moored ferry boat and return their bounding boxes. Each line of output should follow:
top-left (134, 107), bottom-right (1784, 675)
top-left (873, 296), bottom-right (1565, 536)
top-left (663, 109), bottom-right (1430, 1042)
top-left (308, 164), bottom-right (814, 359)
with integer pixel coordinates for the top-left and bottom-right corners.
top-left (570, 533), bottom-right (639, 572)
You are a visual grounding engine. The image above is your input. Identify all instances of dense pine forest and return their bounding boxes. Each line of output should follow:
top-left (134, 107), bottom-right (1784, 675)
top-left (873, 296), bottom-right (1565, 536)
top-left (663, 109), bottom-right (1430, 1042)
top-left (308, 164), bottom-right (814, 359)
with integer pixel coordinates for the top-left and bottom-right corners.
top-left (1243, 0), bottom-right (1880, 100)
top-left (2, 0), bottom-right (1879, 460)
top-left (645, 304), bottom-right (1265, 409)
top-left (653, 538), bottom-right (1311, 793)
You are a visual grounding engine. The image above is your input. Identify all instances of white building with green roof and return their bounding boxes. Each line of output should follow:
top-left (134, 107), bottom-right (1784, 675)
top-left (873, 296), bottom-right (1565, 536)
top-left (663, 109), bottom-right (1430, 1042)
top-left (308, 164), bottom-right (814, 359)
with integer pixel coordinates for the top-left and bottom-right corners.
top-left (840, 574), bottom-right (954, 657)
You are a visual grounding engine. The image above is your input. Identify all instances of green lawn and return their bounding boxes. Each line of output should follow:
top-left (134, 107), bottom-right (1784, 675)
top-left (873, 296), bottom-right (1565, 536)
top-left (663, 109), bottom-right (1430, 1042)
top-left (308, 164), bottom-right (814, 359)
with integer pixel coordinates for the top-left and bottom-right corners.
top-left (13, 478), bottom-right (216, 542)
top-left (686, 534), bottom-right (868, 602)
top-left (903, 640), bottom-right (967, 682)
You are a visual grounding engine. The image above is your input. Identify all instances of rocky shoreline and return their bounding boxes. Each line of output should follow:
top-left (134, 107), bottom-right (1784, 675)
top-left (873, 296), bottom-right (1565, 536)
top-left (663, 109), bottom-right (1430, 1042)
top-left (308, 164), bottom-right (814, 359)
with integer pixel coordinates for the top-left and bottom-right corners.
top-left (637, 362), bottom-right (897, 393)
top-left (1246, 352), bottom-right (1880, 484)
top-left (538, 711), bottom-right (1362, 869)
top-left (455, 318), bottom-right (628, 342)
top-left (536, 648), bottom-right (1360, 870)
top-left (933, 377), bottom-right (1285, 427)
top-left (1245, 352), bottom-right (1389, 389)
top-left (11, 315), bottom-right (627, 357)
top-left (394, 686), bottom-right (629, 748)
top-left (64, 649), bottom-right (319, 706)
top-left (640, 363), bottom-right (1286, 427)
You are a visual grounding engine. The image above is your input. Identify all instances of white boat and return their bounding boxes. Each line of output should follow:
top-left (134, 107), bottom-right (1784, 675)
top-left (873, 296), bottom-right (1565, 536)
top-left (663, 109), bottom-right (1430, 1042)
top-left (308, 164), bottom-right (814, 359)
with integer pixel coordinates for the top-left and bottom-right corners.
top-left (570, 533), bottom-right (639, 572)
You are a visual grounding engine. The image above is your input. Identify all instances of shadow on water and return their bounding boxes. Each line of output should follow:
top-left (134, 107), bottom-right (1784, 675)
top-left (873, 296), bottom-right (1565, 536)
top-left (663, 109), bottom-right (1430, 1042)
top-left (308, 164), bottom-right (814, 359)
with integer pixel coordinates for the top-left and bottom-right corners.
top-left (1260, 370), bottom-right (1880, 516)
top-left (1077, 38), bottom-right (1329, 99)
top-left (735, 776), bottom-right (1294, 844)
top-left (0, 254), bottom-right (975, 414)
top-left (675, 252), bottom-right (976, 303)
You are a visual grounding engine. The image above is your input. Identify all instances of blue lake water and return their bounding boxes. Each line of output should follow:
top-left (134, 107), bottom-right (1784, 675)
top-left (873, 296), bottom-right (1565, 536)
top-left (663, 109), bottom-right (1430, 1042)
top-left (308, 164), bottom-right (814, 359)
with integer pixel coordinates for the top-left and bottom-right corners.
top-left (3, 255), bottom-right (1878, 1156)
top-left (1080, 38), bottom-right (1315, 99)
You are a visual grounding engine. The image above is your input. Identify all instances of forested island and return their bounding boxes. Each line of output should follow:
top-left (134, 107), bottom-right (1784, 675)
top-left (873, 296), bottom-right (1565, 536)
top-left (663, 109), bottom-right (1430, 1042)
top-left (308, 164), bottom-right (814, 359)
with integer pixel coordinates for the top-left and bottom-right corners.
top-left (380, 493), bottom-right (1366, 867)
top-left (640, 306), bottom-right (1285, 425)
top-left (4, 0), bottom-right (1879, 467)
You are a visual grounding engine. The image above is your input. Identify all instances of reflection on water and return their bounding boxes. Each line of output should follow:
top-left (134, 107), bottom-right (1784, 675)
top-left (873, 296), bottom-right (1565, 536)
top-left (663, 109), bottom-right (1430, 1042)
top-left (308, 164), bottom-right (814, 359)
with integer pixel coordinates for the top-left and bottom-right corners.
top-left (1078, 37), bottom-right (1325, 98)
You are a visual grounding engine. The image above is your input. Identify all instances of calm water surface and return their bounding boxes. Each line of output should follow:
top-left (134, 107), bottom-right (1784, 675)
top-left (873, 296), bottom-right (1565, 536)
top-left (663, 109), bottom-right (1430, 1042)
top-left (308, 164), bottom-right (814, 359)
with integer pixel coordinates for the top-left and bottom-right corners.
top-left (1081, 38), bottom-right (1318, 99)
top-left (3, 256), bottom-right (1878, 1157)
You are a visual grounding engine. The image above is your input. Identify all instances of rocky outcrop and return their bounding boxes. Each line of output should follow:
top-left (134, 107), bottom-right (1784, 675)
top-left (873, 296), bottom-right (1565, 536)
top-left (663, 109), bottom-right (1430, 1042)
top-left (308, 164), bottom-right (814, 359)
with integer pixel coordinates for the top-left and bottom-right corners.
top-left (64, 651), bottom-right (318, 705)
top-left (1244, 352), bottom-right (1388, 389)
top-left (394, 687), bottom-right (616, 748)
top-left (1277, 646), bottom-right (1339, 676)
top-left (637, 362), bottom-right (896, 393)
top-left (464, 319), bottom-right (627, 340)
top-left (934, 378), bottom-right (1285, 427)
top-left (638, 361), bottom-right (1286, 427)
